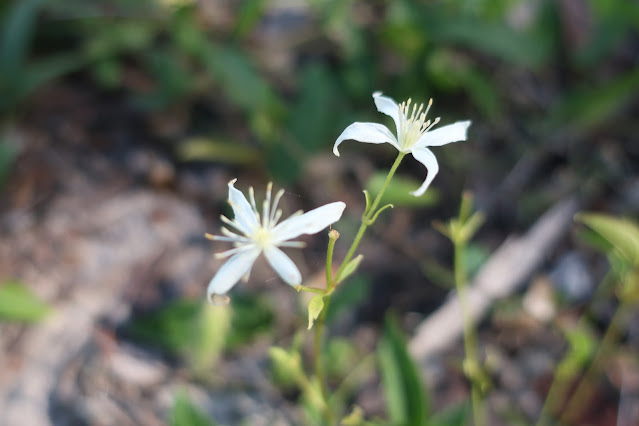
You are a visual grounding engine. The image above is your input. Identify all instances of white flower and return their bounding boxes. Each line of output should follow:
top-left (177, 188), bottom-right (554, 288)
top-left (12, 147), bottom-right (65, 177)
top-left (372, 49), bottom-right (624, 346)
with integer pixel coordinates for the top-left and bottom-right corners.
top-left (206, 179), bottom-right (346, 303)
top-left (333, 92), bottom-right (471, 196)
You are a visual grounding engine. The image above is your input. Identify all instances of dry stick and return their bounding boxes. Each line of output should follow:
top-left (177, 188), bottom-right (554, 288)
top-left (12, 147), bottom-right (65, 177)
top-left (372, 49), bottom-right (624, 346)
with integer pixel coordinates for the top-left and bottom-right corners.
top-left (409, 196), bottom-right (579, 360)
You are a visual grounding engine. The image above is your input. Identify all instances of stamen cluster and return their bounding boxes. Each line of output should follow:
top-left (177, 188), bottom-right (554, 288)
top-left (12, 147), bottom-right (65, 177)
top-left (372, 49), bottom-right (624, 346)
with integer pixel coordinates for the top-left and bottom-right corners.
top-left (397, 98), bottom-right (440, 151)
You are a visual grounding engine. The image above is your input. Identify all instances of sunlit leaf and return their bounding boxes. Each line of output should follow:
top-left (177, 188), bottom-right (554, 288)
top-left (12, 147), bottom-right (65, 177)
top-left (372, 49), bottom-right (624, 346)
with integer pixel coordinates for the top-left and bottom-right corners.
top-left (337, 255), bottom-right (364, 284)
top-left (307, 295), bottom-right (324, 330)
top-left (576, 212), bottom-right (639, 265)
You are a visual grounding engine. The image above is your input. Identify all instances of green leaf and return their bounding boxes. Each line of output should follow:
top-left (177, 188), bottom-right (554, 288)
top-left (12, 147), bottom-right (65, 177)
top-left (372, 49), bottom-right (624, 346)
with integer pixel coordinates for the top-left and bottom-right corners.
top-left (124, 294), bottom-right (273, 358)
top-left (0, 0), bottom-right (46, 84)
top-left (551, 70), bottom-right (639, 132)
top-left (0, 141), bottom-right (18, 189)
top-left (576, 212), bottom-right (639, 265)
top-left (426, 14), bottom-right (555, 68)
top-left (177, 137), bottom-right (261, 165)
top-left (426, 401), bottom-right (469, 426)
top-left (307, 295), bottom-right (324, 330)
top-left (0, 280), bottom-right (51, 322)
top-left (366, 172), bottom-right (439, 208)
top-left (288, 64), bottom-right (340, 152)
top-left (170, 390), bottom-right (213, 426)
top-left (125, 299), bottom-right (200, 353)
top-left (338, 255), bottom-right (364, 284)
top-left (233, 0), bottom-right (266, 38)
top-left (378, 314), bottom-right (429, 426)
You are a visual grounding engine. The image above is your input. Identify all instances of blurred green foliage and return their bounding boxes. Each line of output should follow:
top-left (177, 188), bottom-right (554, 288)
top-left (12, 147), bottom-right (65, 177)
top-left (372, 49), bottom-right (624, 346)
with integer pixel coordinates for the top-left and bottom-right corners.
top-left (378, 314), bottom-right (429, 426)
top-left (170, 390), bottom-right (214, 426)
top-left (1, 0), bottom-right (635, 190)
top-left (0, 280), bottom-right (51, 322)
top-left (125, 293), bottom-right (274, 373)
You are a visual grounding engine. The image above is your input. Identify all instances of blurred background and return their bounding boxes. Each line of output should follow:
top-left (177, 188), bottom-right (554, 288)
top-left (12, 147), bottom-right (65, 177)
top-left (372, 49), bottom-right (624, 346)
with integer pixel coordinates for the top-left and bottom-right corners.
top-left (0, 0), bottom-right (638, 424)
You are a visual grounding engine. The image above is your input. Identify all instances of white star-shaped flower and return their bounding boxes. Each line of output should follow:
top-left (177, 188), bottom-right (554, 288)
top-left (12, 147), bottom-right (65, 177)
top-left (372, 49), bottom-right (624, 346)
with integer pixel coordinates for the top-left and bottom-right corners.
top-left (333, 92), bottom-right (471, 196)
top-left (206, 179), bottom-right (346, 303)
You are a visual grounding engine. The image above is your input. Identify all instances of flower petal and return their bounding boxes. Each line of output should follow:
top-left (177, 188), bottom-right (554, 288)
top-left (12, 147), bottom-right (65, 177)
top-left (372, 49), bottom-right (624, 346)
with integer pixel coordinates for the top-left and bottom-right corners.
top-left (373, 91), bottom-right (400, 135)
top-left (228, 179), bottom-right (259, 233)
top-left (333, 122), bottom-right (399, 156)
top-left (207, 247), bottom-right (261, 299)
top-left (264, 245), bottom-right (302, 285)
top-left (415, 120), bottom-right (471, 147)
top-left (272, 201), bottom-right (346, 243)
top-left (410, 147), bottom-right (439, 197)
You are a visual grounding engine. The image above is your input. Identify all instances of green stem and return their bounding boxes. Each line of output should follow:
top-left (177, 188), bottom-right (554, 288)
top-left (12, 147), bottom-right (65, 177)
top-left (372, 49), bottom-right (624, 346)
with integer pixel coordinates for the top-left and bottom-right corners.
top-left (312, 151), bottom-right (405, 425)
top-left (314, 233), bottom-right (339, 424)
top-left (334, 152), bottom-right (405, 283)
top-left (326, 233), bottom-right (337, 292)
top-left (454, 240), bottom-right (485, 426)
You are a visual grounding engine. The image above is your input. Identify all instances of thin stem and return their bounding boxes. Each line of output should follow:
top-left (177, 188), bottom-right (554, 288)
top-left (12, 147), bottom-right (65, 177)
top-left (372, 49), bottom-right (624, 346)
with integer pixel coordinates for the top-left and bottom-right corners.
top-left (313, 232), bottom-right (339, 424)
top-left (334, 152), bottom-right (405, 283)
top-left (454, 240), bottom-right (485, 426)
top-left (326, 232), bottom-right (337, 292)
top-left (312, 151), bottom-right (405, 425)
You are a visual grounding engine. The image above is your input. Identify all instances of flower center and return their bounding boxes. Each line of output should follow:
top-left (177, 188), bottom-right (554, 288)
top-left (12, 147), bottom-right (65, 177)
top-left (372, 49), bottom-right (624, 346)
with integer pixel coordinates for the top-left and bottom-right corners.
top-left (397, 98), bottom-right (439, 151)
top-left (253, 226), bottom-right (272, 248)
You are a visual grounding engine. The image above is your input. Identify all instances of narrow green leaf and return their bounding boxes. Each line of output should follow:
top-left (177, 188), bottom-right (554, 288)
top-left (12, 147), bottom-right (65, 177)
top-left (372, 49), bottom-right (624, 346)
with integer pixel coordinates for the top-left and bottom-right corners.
top-left (378, 314), bottom-right (429, 426)
top-left (426, 401), bottom-right (470, 426)
top-left (576, 213), bottom-right (639, 265)
top-left (170, 390), bottom-right (213, 426)
top-left (0, 281), bottom-right (51, 322)
top-left (0, 0), bottom-right (46, 81)
top-left (307, 295), bottom-right (324, 330)
top-left (338, 255), bottom-right (364, 284)
top-left (288, 64), bottom-right (340, 152)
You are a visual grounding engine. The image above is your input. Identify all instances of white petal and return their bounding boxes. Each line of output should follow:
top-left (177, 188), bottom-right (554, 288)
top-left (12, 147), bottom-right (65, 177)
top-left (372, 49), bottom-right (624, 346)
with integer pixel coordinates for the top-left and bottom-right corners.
top-left (410, 147), bottom-right (439, 197)
top-left (207, 247), bottom-right (261, 298)
top-left (415, 120), bottom-right (471, 147)
top-left (373, 92), bottom-right (400, 135)
top-left (272, 201), bottom-right (346, 243)
top-left (333, 122), bottom-right (399, 156)
top-left (264, 245), bottom-right (302, 285)
top-left (228, 179), bottom-right (259, 233)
